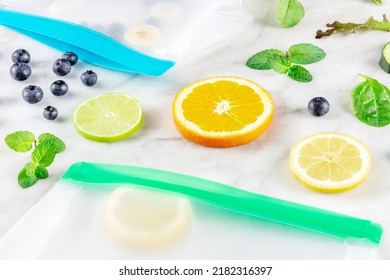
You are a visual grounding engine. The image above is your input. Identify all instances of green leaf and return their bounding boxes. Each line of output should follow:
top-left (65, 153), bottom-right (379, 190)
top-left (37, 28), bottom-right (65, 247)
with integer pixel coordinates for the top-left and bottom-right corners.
top-left (372, 0), bottom-right (382, 5)
top-left (268, 53), bottom-right (292, 74)
top-left (5, 131), bottom-right (36, 153)
top-left (277, 0), bottom-right (305, 28)
top-left (35, 165), bottom-right (49, 179)
top-left (351, 74), bottom-right (390, 127)
top-left (23, 162), bottom-right (37, 176)
top-left (18, 163), bottom-right (38, 188)
top-left (38, 133), bottom-right (66, 153)
top-left (32, 139), bottom-right (57, 167)
top-left (246, 49), bottom-right (286, 70)
top-left (288, 43), bottom-right (326, 64)
top-left (287, 65), bottom-right (313, 82)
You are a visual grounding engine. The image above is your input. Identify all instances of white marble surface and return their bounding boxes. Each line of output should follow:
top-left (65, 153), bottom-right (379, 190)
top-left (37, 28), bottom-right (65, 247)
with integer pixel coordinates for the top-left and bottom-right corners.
top-left (0, 0), bottom-right (390, 259)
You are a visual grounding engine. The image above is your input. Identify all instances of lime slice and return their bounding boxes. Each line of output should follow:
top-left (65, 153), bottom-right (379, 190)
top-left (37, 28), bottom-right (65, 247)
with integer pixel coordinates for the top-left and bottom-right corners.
top-left (73, 93), bottom-right (142, 142)
top-left (105, 187), bottom-right (191, 247)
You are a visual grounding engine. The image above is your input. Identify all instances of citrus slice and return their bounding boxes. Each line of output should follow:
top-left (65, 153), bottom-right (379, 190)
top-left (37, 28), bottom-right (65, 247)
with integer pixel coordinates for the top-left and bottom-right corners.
top-left (124, 24), bottom-right (161, 47)
top-left (104, 187), bottom-right (191, 247)
top-left (289, 132), bottom-right (371, 193)
top-left (172, 76), bottom-right (274, 147)
top-left (73, 93), bottom-right (142, 142)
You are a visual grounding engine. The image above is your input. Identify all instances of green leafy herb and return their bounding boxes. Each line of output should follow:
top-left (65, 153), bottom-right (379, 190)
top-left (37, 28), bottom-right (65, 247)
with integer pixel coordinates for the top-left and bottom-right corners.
top-left (35, 165), bottom-right (49, 180)
top-left (246, 43), bottom-right (325, 83)
top-left (287, 65), bottom-right (313, 82)
top-left (32, 139), bottom-right (58, 167)
top-left (372, 0), bottom-right (382, 5)
top-left (38, 133), bottom-right (66, 153)
top-left (4, 131), bottom-right (36, 153)
top-left (316, 14), bottom-right (390, 39)
top-left (18, 163), bottom-right (39, 189)
top-left (276, 0), bottom-right (305, 28)
top-left (4, 131), bottom-right (66, 188)
top-left (351, 74), bottom-right (390, 127)
top-left (288, 43), bottom-right (326, 64)
top-left (268, 53), bottom-right (292, 74)
top-left (246, 49), bottom-right (286, 70)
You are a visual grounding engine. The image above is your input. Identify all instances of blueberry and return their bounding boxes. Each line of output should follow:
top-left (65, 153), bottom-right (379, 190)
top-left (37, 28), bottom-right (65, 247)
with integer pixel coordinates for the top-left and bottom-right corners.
top-left (11, 49), bottom-right (31, 63)
top-left (43, 106), bottom-right (58, 120)
top-left (22, 85), bottom-right (44, 104)
top-left (50, 80), bottom-right (69, 96)
top-left (10, 63), bottom-right (32, 81)
top-left (80, 70), bottom-right (98, 86)
top-left (62, 51), bottom-right (78, 66)
top-left (308, 97), bottom-right (330, 116)
top-left (52, 59), bottom-right (71, 76)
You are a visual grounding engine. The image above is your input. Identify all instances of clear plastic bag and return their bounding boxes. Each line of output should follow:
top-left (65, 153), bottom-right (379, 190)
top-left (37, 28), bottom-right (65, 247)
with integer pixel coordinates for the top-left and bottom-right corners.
top-left (0, 0), bottom-right (252, 74)
top-left (0, 162), bottom-right (382, 260)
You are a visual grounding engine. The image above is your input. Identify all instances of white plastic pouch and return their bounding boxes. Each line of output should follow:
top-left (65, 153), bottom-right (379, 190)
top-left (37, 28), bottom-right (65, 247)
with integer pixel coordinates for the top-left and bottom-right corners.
top-left (0, 0), bottom-right (252, 75)
top-left (0, 162), bottom-right (382, 260)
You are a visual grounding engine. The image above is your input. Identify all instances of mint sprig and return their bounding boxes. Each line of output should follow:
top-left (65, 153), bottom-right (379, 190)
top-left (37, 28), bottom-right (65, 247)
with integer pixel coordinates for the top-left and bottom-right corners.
top-left (246, 43), bottom-right (325, 83)
top-left (5, 131), bottom-right (66, 188)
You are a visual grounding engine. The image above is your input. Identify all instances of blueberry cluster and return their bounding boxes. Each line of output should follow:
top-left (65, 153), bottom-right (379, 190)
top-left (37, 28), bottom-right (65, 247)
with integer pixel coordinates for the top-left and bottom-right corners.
top-left (10, 49), bottom-right (31, 81)
top-left (10, 49), bottom-right (98, 120)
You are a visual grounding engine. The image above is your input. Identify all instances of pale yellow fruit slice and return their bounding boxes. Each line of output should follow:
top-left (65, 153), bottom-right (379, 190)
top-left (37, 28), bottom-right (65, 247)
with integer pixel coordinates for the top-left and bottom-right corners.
top-left (73, 93), bottom-right (142, 142)
top-left (104, 187), bottom-right (191, 247)
top-left (289, 132), bottom-right (371, 193)
top-left (124, 24), bottom-right (161, 47)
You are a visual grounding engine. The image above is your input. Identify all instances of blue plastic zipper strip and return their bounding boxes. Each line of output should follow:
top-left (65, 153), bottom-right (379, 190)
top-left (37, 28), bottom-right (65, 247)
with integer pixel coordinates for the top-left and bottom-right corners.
top-left (0, 8), bottom-right (175, 75)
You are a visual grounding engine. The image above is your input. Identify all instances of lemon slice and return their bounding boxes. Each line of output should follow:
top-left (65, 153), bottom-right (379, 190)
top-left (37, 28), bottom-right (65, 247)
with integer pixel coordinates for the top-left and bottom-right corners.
top-left (73, 93), bottom-right (142, 142)
top-left (172, 76), bottom-right (274, 147)
top-left (104, 187), bottom-right (191, 247)
top-left (289, 132), bottom-right (371, 193)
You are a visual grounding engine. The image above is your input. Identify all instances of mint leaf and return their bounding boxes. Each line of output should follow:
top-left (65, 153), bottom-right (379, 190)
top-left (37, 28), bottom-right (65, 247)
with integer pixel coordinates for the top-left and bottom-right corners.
top-left (268, 53), bottom-right (291, 74)
top-left (288, 43), bottom-right (326, 64)
top-left (32, 139), bottom-right (57, 167)
top-left (38, 133), bottom-right (66, 153)
top-left (18, 163), bottom-right (38, 188)
top-left (35, 165), bottom-right (49, 179)
top-left (5, 131), bottom-right (36, 153)
top-left (287, 65), bottom-right (313, 82)
top-left (17, 163), bottom-right (48, 188)
top-left (277, 0), bottom-right (305, 28)
top-left (246, 49), bottom-right (286, 70)
top-left (351, 74), bottom-right (390, 127)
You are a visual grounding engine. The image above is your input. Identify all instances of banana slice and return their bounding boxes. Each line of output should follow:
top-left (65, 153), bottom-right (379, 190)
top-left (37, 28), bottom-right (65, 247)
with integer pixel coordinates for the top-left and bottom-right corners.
top-left (149, 1), bottom-right (183, 22)
top-left (124, 24), bottom-right (161, 47)
top-left (49, 0), bottom-right (83, 16)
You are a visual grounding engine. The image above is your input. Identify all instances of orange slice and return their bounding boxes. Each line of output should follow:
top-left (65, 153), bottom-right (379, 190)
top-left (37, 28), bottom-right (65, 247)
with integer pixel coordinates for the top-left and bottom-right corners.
top-left (172, 76), bottom-right (274, 147)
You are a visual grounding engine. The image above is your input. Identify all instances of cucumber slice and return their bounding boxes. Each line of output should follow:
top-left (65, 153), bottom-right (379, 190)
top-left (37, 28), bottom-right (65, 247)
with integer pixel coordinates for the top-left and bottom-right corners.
top-left (379, 42), bottom-right (390, 73)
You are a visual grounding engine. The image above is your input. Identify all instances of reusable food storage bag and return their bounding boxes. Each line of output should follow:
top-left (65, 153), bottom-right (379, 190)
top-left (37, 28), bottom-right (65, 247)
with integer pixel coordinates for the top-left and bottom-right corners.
top-left (0, 0), bottom-right (252, 75)
top-left (0, 162), bottom-right (383, 259)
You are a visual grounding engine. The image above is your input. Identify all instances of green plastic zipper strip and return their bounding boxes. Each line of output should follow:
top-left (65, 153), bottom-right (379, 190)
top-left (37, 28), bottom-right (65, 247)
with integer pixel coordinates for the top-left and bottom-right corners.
top-left (62, 162), bottom-right (383, 245)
